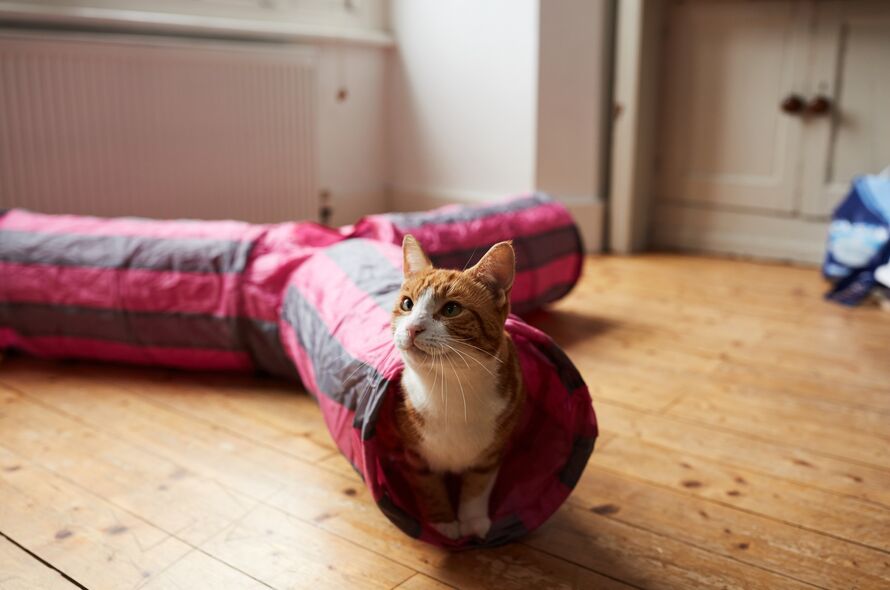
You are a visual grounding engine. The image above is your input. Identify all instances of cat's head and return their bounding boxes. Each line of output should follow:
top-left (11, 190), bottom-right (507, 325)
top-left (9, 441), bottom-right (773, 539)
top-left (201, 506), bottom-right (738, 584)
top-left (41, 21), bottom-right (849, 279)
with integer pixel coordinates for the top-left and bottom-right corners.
top-left (392, 235), bottom-right (515, 366)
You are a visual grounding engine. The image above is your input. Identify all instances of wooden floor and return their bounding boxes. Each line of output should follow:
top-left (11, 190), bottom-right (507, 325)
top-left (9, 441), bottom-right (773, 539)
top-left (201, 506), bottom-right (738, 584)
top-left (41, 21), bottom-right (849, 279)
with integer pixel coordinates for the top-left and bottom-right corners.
top-left (1, 254), bottom-right (889, 590)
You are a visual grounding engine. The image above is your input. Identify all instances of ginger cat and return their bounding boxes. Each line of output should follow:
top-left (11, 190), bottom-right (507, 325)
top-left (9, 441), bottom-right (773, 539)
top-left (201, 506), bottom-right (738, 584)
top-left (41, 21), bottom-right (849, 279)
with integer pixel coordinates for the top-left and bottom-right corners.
top-left (392, 235), bottom-right (525, 540)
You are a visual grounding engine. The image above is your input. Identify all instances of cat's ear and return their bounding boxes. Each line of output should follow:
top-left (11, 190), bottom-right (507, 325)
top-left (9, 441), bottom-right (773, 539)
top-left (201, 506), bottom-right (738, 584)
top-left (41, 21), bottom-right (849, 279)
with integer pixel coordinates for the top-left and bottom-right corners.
top-left (470, 241), bottom-right (515, 294)
top-left (402, 234), bottom-right (433, 278)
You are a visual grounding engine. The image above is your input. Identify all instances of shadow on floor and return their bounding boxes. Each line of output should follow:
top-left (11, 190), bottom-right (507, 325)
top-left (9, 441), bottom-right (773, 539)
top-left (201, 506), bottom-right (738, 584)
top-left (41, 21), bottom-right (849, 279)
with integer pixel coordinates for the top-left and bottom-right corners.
top-left (433, 506), bottom-right (637, 588)
top-left (523, 308), bottom-right (619, 348)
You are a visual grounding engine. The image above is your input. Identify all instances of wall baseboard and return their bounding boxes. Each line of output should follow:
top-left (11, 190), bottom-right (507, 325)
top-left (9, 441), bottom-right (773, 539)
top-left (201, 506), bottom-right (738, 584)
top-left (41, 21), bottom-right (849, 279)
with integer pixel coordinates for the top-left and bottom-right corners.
top-left (652, 203), bottom-right (826, 265)
top-left (387, 187), bottom-right (605, 253)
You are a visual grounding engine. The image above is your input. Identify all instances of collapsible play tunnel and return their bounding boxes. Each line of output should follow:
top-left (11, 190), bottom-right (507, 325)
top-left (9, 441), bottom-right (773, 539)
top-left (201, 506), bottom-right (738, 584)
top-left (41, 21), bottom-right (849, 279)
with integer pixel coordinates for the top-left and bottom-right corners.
top-left (0, 194), bottom-right (597, 548)
top-left (280, 238), bottom-right (597, 547)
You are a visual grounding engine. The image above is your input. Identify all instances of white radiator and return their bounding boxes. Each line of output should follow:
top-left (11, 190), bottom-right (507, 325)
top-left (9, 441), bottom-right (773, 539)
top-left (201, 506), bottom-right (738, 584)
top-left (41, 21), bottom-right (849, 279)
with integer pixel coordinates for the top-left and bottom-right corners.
top-left (0, 31), bottom-right (318, 223)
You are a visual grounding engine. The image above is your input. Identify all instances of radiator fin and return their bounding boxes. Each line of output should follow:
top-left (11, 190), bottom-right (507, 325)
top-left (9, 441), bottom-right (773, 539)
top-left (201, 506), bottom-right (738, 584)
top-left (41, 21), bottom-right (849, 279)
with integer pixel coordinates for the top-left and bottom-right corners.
top-left (0, 33), bottom-right (317, 223)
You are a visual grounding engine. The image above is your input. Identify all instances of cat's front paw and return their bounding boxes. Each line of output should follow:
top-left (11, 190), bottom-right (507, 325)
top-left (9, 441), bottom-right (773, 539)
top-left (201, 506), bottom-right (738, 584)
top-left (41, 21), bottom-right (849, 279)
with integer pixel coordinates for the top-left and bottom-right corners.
top-left (431, 521), bottom-right (461, 540)
top-left (459, 515), bottom-right (491, 539)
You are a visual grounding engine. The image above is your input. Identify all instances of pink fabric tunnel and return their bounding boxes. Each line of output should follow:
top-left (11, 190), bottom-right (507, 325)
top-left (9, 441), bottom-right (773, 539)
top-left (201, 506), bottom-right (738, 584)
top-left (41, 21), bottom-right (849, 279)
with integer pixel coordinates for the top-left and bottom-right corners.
top-left (0, 194), bottom-right (598, 548)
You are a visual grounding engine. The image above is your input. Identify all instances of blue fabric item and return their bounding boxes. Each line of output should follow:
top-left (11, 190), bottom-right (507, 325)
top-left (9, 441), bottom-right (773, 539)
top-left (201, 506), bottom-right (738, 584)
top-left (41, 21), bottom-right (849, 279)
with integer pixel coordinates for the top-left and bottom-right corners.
top-left (823, 175), bottom-right (890, 305)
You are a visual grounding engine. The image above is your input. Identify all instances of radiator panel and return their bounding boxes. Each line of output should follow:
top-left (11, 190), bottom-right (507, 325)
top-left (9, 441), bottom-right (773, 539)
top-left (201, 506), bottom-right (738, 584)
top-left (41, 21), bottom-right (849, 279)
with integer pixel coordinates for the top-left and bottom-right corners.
top-left (0, 32), bottom-right (317, 223)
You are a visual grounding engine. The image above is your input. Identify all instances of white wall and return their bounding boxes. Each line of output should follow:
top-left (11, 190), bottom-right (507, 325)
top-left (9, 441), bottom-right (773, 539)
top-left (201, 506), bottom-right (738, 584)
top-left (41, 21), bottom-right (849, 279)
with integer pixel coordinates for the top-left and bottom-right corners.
top-left (387, 0), bottom-right (540, 201)
top-left (536, 0), bottom-right (612, 249)
top-left (2, 0), bottom-right (612, 237)
top-left (386, 0), bottom-right (611, 250)
top-left (536, 0), bottom-right (611, 203)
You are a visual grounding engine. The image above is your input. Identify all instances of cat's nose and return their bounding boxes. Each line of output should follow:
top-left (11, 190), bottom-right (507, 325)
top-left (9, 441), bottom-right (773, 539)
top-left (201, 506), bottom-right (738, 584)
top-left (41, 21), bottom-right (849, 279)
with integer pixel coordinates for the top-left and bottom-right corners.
top-left (407, 325), bottom-right (425, 342)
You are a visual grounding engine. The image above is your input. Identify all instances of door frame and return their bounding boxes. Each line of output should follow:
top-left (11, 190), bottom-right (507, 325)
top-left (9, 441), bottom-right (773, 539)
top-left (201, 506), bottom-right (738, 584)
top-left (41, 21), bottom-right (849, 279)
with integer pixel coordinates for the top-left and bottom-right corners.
top-left (608, 0), bottom-right (665, 253)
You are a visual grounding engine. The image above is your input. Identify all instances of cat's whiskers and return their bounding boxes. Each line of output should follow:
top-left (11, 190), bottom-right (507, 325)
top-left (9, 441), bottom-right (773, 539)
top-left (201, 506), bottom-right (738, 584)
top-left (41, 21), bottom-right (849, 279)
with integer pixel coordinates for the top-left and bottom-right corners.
top-left (461, 246), bottom-right (480, 271)
top-left (439, 351), bottom-right (449, 427)
top-left (430, 351), bottom-right (441, 404)
top-left (347, 346), bottom-right (401, 416)
top-left (440, 343), bottom-right (475, 378)
top-left (444, 351), bottom-right (469, 423)
top-left (441, 342), bottom-right (471, 370)
top-left (331, 343), bottom-right (373, 365)
top-left (342, 356), bottom-right (370, 388)
top-left (449, 339), bottom-right (503, 364)
top-left (335, 338), bottom-right (398, 387)
top-left (443, 342), bottom-right (497, 378)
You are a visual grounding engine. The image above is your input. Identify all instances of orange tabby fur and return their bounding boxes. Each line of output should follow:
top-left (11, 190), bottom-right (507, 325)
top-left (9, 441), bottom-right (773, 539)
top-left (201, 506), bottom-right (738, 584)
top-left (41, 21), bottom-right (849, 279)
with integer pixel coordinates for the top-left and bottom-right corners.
top-left (392, 235), bottom-right (525, 540)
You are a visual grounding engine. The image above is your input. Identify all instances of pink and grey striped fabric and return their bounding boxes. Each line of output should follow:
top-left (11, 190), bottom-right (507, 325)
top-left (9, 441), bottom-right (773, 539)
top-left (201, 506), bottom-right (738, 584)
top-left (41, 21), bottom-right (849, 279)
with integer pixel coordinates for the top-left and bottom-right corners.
top-left (354, 193), bottom-right (584, 314)
top-left (0, 193), bottom-right (596, 548)
top-left (281, 238), bottom-right (596, 547)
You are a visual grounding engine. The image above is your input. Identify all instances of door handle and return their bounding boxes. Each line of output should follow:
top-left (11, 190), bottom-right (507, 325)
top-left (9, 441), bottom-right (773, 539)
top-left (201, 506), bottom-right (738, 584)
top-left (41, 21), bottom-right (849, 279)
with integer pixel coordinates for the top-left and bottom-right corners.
top-left (805, 95), bottom-right (832, 115)
top-left (780, 94), bottom-right (805, 115)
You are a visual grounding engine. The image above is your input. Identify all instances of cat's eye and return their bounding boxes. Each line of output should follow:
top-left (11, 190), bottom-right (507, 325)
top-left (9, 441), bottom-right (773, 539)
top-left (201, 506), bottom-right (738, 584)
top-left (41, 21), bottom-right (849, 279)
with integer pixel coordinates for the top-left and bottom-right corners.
top-left (441, 301), bottom-right (462, 317)
top-left (400, 297), bottom-right (414, 312)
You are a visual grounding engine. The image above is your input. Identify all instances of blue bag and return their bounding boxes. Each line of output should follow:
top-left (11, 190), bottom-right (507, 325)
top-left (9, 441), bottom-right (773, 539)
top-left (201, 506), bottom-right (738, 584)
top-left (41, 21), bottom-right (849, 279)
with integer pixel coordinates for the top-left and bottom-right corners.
top-left (823, 173), bottom-right (890, 305)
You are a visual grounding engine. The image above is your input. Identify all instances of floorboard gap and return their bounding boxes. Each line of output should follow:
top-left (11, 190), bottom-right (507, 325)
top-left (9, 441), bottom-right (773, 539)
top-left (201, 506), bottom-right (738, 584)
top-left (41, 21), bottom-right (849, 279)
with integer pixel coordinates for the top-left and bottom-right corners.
top-left (0, 529), bottom-right (90, 590)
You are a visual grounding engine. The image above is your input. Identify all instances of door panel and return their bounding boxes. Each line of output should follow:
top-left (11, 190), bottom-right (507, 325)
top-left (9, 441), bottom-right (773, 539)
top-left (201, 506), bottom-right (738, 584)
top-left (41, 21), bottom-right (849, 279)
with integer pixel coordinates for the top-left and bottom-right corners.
top-left (657, 0), bottom-right (810, 212)
top-left (801, 1), bottom-right (890, 217)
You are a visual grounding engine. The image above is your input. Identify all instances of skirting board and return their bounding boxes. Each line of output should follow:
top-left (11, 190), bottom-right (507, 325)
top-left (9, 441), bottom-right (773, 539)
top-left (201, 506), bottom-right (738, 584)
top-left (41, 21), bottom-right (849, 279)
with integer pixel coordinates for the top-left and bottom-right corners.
top-left (388, 188), bottom-right (605, 253)
top-left (651, 203), bottom-right (829, 265)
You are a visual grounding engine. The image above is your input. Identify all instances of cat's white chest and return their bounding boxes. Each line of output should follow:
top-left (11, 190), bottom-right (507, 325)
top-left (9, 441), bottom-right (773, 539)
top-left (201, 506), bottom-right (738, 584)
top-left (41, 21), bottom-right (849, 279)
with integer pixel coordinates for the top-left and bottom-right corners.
top-left (418, 410), bottom-right (500, 473)
top-left (402, 363), bottom-right (505, 473)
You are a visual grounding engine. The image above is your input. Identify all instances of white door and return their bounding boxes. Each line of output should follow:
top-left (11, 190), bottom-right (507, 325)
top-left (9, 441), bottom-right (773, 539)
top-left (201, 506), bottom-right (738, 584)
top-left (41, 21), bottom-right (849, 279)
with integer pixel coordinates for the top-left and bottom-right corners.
top-left (657, 0), bottom-right (810, 212)
top-left (800, 0), bottom-right (890, 217)
top-left (652, 0), bottom-right (890, 263)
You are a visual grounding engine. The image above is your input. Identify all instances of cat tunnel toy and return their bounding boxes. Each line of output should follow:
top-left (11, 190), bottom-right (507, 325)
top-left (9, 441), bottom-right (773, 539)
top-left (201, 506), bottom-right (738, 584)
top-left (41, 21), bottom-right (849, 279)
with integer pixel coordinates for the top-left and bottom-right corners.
top-left (0, 194), bottom-right (598, 548)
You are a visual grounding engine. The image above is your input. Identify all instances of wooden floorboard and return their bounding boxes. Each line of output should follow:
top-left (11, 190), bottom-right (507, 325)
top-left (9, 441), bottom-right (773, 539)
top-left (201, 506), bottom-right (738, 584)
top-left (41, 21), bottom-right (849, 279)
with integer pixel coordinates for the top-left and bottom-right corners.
top-left (1, 254), bottom-right (889, 589)
top-left (0, 536), bottom-right (80, 590)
